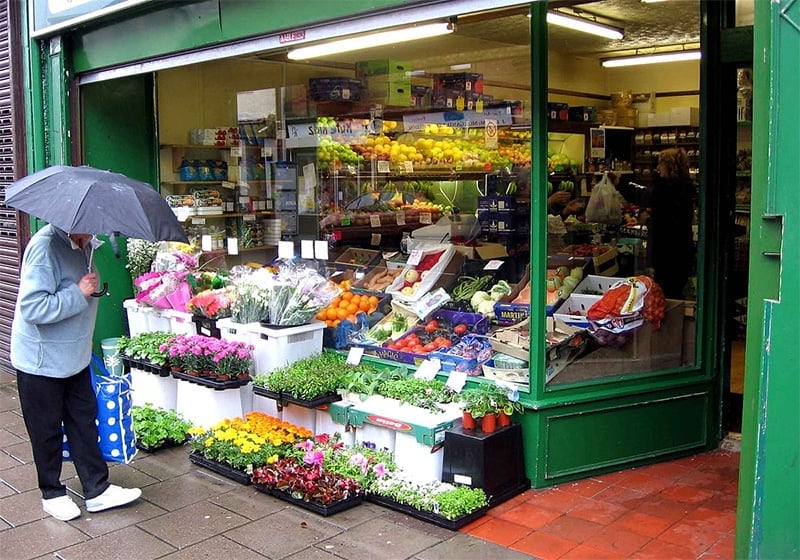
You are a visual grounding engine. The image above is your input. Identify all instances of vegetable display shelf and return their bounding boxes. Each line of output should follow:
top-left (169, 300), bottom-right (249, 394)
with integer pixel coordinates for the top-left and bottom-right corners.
top-left (441, 422), bottom-right (530, 507)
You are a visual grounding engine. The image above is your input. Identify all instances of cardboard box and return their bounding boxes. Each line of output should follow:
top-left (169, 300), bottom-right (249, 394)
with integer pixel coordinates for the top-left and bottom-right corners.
top-left (670, 107), bottom-right (700, 126)
top-left (433, 72), bottom-right (484, 93)
top-left (452, 242), bottom-right (508, 260)
top-left (548, 102), bottom-right (569, 120)
top-left (478, 195), bottom-right (517, 211)
top-left (478, 209), bottom-right (515, 234)
top-left (355, 59), bottom-right (411, 79)
top-left (410, 85), bottom-right (432, 109)
top-left (308, 77), bottom-right (363, 102)
top-left (366, 81), bottom-right (412, 107)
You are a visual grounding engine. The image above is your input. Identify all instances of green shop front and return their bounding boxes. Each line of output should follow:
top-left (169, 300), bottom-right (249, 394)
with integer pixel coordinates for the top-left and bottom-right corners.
top-left (20, 1), bottom-right (798, 557)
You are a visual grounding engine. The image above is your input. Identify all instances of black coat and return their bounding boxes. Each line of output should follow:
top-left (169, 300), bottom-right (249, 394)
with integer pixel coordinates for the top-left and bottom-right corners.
top-left (649, 176), bottom-right (695, 299)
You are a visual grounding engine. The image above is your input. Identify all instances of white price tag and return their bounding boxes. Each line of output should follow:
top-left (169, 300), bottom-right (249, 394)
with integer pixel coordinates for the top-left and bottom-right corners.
top-left (403, 161), bottom-right (414, 173)
top-left (396, 212), bottom-right (406, 226)
top-left (227, 237), bottom-right (239, 255)
top-left (407, 249), bottom-right (423, 266)
top-left (484, 259), bottom-right (504, 270)
top-left (346, 346), bottom-right (364, 365)
top-left (414, 358), bottom-right (440, 380)
top-left (314, 240), bottom-right (329, 260)
top-left (221, 181), bottom-right (236, 190)
top-left (261, 147), bottom-right (272, 159)
top-left (370, 233), bottom-right (381, 246)
top-left (201, 234), bottom-right (213, 252)
top-left (239, 196), bottom-right (250, 205)
top-left (446, 370), bottom-right (468, 392)
top-left (278, 241), bottom-right (294, 259)
top-left (377, 160), bottom-right (391, 173)
top-left (224, 201), bottom-right (235, 212)
top-left (301, 239), bottom-right (314, 259)
top-left (420, 212), bottom-right (432, 224)
top-left (370, 214), bottom-right (381, 228)
top-left (191, 218), bottom-right (206, 225)
top-left (230, 146), bottom-right (243, 158)
top-left (303, 163), bottom-right (317, 188)
top-left (243, 214), bottom-right (256, 222)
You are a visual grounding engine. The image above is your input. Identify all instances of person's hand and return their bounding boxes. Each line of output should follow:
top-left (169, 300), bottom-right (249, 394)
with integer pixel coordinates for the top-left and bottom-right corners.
top-left (548, 191), bottom-right (571, 207)
top-left (78, 272), bottom-right (100, 297)
top-left (564, 199), bottom-right (585, 216)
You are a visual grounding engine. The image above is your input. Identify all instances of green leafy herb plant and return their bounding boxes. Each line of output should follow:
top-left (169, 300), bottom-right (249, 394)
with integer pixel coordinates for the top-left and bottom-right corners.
top-left (132, 404), bottom-right (193, 450)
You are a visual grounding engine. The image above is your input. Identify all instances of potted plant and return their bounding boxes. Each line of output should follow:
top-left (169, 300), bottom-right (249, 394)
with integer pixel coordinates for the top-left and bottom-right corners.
top-left (119, 331), bottom-right (173, 369)
top-left (252, 352), bottom-right (348, 404)
top-left (460, 387), bottom-right (500, 432)
top-left (132, 403), bottom-right (193, 451)
top-left (209, 338), bottom-right (254, 381)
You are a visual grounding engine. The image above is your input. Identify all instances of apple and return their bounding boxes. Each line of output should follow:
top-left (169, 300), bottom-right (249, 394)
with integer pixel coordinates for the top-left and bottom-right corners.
top-left (405, 269), bottom-right (420, 283)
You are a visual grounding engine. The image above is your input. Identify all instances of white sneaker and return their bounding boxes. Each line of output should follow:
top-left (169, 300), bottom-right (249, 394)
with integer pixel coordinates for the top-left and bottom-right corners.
top-left (85, 484), bottom-right (142, 513)
top-left (42, 495), bottom-right (81, 521)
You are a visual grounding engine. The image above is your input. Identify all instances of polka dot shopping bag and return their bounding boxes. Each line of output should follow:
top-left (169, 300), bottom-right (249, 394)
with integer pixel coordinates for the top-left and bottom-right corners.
top-left (63, 355), bottom-right (137, 464)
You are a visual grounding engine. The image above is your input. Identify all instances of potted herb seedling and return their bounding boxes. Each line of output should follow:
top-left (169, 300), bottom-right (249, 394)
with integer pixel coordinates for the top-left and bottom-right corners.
top-left (132, 403), bottom-right (193, 451)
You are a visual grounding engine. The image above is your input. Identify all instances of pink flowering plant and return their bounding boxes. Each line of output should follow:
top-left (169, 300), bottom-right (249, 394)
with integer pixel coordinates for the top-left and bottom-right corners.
top-left (161, 334), bottom-right (214, 373)
top-left (286, 433), bottom-right (395, 487)
top-left (208, 338), bottom-right (254, 379)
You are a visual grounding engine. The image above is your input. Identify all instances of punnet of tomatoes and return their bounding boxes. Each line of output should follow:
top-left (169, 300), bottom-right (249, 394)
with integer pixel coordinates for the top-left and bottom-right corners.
top-left (316, 283), bottom-right (382, 329)
top-left (383, 318), bottom-right (472, 356)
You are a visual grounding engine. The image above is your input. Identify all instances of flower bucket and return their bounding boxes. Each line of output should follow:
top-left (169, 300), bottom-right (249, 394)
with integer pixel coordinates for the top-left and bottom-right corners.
top-left (101, 337), bottom-right (124, 376)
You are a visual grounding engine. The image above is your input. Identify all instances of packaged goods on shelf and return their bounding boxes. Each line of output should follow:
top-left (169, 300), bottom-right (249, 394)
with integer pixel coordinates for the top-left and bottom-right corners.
top-left (432, 89), bottom-right (484, 111)
top-left (432, 72), bottom-right (484, 93)
top-left (308, 77), bottom-right (363, 102)
top-left (548, 102), bottom-right (569, 120)
top-left (568, 106), bottom-right (597, 123)
top-left (410, 85), bottom-right (432, 108)
top-left (189, 127), bottom-right (240, 146)
top-left (355, 59), bottom-right (412, 79)
top-left (363, 76), bottom-right (412, 106)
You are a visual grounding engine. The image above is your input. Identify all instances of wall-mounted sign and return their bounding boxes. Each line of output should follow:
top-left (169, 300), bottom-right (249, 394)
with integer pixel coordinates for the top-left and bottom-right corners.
top-left (31, 0), bottom-right (152, 37)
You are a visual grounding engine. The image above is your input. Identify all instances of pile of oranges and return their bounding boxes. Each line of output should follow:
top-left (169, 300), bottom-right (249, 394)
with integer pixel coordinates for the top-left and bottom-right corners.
top-left (317, 289), bottom-right (381, 328)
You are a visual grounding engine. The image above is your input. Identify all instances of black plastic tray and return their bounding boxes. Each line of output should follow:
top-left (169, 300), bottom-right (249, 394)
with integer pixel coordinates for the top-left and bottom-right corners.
top-left (172, 370), bottom-right (250, 390)
top-left (122, 356), bottom-right (170, 377)
top-left (136, 436), bottom-right (189, 453)
top-left (189, 452), bottom-right (251, 485)
top-left (252, 386), bottom-right (341, 408)
top-left (252, 483), bottom-right (363, 516)
top-left (367, 493), bottom-right (489, 530)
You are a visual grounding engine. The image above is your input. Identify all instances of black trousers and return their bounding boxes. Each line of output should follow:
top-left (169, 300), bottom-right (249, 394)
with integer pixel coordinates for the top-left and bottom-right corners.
top-left (16, 368), bottom-right (109, 500)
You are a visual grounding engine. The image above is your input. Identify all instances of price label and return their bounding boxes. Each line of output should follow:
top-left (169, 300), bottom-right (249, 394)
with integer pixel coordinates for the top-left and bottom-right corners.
top-left (407, 249), bottom-right (423, 266)
top-left (230, 146), bottom-right (243, 158)
top-left (301, 239), bottom-right (314, 259)
top-left (201, 235), bottom-right (213, 252)
top-left (377, 160), bottom-right (391, 173)
top-left (396, 212), bottom-right (406, 226)
top-left (191, 218), bottom-right (206, 225)
top-left (227, 237), bottom-right (239, 255)
top-left (278, 241), bottom-right (294, 259)
top-left (346, 346), bottom-right (364, 365)
top-left (224, 201), bottom-right (235, 212)
top-left (243, 214), bottom-right (256, 222)
top-left (261, 147), bottom-right (272, 159)
top-left (484, 259), bottom-right (504, 270)
top-left (445, 370), bottom-right (467, 392)
top-left (370, 214), bottom-right (381, 228)
top-left (420, 212), bottom-right (432, 224)
top-left (314, 240), bottom-right (329, 260)
top-left (370, 233), bottom-right (381, 246)
top-left (221, 181), bottom-right (236, 190)
top-left (403, 161), bottom-right (414, 173)
top-left (414, 358), bottom-right (440, 380)
top-left (239, 196), bottom-right (250, 205)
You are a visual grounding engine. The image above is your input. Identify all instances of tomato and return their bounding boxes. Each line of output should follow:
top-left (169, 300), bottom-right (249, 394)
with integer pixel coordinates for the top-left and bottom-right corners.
top-left (424, 320), bottom-right (440, 333)
top-left (423, 342), bottom-right (437, 352)
top-left (437, 339), bottom-right (453, 348)
top-left (453, 324), bottom-right (468, 336)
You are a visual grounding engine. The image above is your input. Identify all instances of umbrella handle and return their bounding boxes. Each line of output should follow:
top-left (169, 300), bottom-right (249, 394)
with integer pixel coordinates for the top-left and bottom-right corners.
top-left (91, 282), bottom-right (109, 298)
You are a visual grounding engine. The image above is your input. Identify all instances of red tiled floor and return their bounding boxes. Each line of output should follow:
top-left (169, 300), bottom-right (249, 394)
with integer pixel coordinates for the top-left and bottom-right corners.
top-left (659, 483), bottom-right (716, 505)
top-left (509, 530), bottom-right (576, 560)
top-left (462, 449), bottom-right (740, 560)
top-left (631, 538), bottom-right (697, 559)
top-left (539, 514), bottom-right (605, 543)
top-left (465, 516), bottom-right (533, 547)
top-left (609, 510), bottom-right (676, 538)
top-left (583, 525), bottom-right (652, 557)
top-left (526, 488), bottom-right (593, 512)
top-left (497, 501), bottom-right (563, 530)
top-left (658, 521), bottom-right (730, 556)
top-left (560, 543), bottom-right (624, 560)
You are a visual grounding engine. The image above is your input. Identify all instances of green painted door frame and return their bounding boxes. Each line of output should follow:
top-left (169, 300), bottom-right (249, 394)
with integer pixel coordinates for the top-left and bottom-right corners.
top-left (736, 0), bottom-right (800, 557)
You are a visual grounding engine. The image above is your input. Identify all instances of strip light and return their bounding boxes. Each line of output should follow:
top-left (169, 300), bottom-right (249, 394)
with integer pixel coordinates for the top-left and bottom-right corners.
top-left (601, 49), bottom-right (701, 67)
top-left (287, 22), bottom-right (453, 60)
top-left (546, 11), bottom-right (624, 40)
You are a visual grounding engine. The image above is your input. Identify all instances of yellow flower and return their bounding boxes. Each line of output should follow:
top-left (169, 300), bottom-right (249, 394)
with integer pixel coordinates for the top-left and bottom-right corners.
top-left (267, 454), bottom-right (279, 464)
top-left (205, 437), bottom-right (215, 447)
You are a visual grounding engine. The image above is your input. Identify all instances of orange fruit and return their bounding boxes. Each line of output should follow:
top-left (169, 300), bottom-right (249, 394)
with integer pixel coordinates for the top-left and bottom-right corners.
top-left (368, 295), bottom-right (379, 306)
top-left (330, 297), bottom-right (341, 308)
top-left (339, 300), bottom-right (349, 309)
top-left (359, 300), bottom-right (371, 312)
top-left (346, 314), bottom-right (357, 323)
top-left (347, 303), bottom-right (358, 314)
top-left (351, 294), bottom-right (361, 305)
top-left (336, 308), bottom-right (348, 320)
top-left (342, 291), bottom-right (353, 301)
top-left (333, 319), bottom-right (341, 327)
top-left (316, 310), bottom-right (326, 320)
top-left (327, 308), bottom-right (339, 321)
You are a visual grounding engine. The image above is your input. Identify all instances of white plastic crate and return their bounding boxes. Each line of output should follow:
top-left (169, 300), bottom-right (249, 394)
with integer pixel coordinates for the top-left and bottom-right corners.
top-left (123, 299), bottom-right (151, 337)
top-left (164, 309), bottom-right (196, 336)
top-left (356, 424), bottom-right (396, 453)
top-left (251, 391), bottom-right (281, 419)
top-left (573, 275), bottom-right (625, 296)
top-left (394, 432), bottom-right (444, 482)
top-left (553, 293), bottom-right (602, 333)
top-left (315, 405), bottom-right (355, 446)
top-left (130, 367), bottom-right (178, 411)
top-left (246, 320), bottom-right (326, 375)
top-left (175, 382), bottom-right (251, 429)
top-left (281, 403), bottom-right (316, 434)
top-left (146, 307), bottom-right (173, 333)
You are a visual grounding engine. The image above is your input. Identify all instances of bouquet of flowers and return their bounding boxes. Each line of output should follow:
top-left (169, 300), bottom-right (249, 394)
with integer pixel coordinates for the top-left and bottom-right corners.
top-left (227, 266), bottom-right (273, 324)
top-left (125, 239), bottom-right (159, 292)
top-left (186, 288), bottom-right (232, 319)
top-left (134, 245), bottom-right (200, 310)
top-left (266, 262), bottom-right (340, 326)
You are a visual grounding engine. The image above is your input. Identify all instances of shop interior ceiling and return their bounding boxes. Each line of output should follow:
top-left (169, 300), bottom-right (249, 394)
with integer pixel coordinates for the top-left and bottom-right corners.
top-left (251, 0), bottom-right (701, 69)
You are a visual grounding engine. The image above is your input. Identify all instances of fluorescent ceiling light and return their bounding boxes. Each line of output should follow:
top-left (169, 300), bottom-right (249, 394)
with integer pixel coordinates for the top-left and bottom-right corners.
top-left (287, 22), bottom-right (452, 60)
top-left (546, 11), bottom-right (624, 40)
top-left (601, 49), bottom-right (701, 67)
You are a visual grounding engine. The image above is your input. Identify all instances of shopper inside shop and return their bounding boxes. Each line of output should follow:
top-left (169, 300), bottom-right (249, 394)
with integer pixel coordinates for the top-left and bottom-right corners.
top-left (11, 226), bottom-right (142, 521)
top-left (649, 147), bottom-right (696, 298)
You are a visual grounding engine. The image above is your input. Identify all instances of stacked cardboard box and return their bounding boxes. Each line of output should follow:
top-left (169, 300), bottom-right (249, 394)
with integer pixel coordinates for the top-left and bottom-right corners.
top-left (356, 59), bottom-right (412, 106)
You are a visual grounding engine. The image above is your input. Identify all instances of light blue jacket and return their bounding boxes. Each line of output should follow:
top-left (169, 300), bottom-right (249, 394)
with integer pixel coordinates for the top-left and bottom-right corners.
top-left (10, 225), bottom-right (98, 377)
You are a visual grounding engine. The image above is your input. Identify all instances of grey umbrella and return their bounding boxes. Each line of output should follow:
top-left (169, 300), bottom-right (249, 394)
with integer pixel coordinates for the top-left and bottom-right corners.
top-left (6, 165), bottom-right (190, 296)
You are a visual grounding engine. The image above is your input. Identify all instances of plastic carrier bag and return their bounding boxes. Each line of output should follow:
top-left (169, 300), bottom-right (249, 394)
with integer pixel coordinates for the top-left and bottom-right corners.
top-left (585, 172), bottom-right (623, 224)
top-left (63, 355), bottom-right (137, 464)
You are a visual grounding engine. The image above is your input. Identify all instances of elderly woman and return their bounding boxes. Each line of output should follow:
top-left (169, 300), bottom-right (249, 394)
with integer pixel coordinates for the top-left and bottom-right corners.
top-left (649, 148), bottom-right (696, 299)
